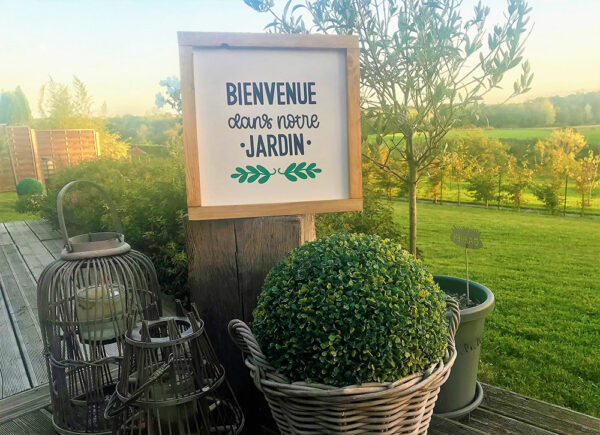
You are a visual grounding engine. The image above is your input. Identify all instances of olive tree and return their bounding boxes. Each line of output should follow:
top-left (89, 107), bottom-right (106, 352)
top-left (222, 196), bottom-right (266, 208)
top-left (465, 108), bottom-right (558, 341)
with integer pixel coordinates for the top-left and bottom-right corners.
top-left (245, 0), bottom-right (533, 254)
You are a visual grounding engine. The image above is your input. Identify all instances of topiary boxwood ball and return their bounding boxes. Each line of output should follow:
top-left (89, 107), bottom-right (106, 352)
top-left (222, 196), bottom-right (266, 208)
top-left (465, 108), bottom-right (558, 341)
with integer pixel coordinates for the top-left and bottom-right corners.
top-left (252, 233), bottom-right (448, 387)
top-left (16, 177), bottom-right (43, 196)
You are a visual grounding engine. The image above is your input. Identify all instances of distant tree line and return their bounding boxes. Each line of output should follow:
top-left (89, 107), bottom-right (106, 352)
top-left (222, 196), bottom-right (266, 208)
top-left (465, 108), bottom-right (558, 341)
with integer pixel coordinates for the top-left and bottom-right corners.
top-left (107, 115), bottom-right (179, 149)
top-left (0, 86), bottom-right (32, 125)
top-left (370, 128), bottom-right (599, 215)
top-left (470, 91), bottom-right (600, 128)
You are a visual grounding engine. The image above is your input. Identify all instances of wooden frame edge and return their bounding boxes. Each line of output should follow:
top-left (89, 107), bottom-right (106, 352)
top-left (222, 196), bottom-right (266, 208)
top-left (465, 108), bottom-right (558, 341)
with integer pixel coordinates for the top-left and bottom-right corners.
top-left (346, 47), bottom-right (362, 199)
top-left (179, 45), bottom-right (202, 206)
top-left (178, 32), bottom-right (362, 220)
top-left (188, 199), bottom-right (362, 220)
top-left (178, 31), bottom-right (358, 49)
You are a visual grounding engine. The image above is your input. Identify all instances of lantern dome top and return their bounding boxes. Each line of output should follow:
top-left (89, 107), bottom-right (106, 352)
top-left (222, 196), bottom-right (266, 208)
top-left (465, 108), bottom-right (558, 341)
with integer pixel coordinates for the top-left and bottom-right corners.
top-left (60, 232), bottom-right (131, 260)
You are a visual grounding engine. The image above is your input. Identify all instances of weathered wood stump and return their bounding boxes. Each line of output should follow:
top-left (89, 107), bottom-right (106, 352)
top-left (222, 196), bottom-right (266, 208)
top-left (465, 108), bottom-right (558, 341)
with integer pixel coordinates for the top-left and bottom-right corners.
top-left (186, 214), bottom-right (315, 432)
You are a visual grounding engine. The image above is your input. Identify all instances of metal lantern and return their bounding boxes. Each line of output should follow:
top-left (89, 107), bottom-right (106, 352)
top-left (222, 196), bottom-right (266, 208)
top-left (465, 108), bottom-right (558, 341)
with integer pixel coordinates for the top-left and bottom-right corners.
top-left (106, 304), bottom-right (244, 434)
top-left (38, 180), bottom-right (162, 435)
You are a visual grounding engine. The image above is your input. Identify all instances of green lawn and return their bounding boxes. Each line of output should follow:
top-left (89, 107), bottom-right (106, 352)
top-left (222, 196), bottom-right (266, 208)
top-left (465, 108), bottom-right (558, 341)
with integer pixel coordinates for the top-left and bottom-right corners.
top-left (450, 125), bottom-right (600, 145)
top-left (0, 192), bottom-right (40, 223)
top-left (392, 201), bottom-right (600, 417)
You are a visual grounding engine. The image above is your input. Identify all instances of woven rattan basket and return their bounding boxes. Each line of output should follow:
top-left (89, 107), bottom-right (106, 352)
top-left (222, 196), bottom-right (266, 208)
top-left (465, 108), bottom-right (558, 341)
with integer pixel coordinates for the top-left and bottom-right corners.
top-left (228, 297), bottom-right (459, 434)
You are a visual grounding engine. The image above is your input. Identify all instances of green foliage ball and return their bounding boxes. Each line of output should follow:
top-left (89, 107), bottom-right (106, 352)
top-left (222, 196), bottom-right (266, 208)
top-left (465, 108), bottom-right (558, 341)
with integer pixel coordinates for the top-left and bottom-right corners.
top-left (252, 233), bottom-right (448, 387)
top-left (16, 178), bottom-right (43, 196)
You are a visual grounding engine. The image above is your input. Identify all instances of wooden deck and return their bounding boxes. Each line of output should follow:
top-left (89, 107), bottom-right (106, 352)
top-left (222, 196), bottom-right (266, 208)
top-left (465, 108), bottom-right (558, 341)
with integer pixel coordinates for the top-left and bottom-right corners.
top-left (0, 220), bottom-right (598, 434)
top-left (0, 220), bottom-right (62, 399)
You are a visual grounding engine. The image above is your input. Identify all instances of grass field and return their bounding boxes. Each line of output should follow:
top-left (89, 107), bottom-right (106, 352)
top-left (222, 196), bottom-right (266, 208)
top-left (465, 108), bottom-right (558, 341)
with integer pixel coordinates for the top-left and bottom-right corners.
top-left (0, 192), bottom-right (40, 222)
top-left (392, 201), bottom-right (600, 417)
top-left (450, 125), bottom-right (600, 145)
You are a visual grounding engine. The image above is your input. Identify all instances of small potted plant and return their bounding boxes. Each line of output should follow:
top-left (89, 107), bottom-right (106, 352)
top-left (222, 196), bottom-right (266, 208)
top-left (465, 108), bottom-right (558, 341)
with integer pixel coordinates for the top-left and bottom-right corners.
top-left (433, 226), bottom-right (495, 418)
top-left (229, 233), bottom-right (459, 434)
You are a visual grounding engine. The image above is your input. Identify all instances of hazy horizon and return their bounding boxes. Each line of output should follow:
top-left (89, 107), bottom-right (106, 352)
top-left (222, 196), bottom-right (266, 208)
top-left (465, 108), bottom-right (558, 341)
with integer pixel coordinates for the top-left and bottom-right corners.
top-left (1, 0), bottom-right (599, 117)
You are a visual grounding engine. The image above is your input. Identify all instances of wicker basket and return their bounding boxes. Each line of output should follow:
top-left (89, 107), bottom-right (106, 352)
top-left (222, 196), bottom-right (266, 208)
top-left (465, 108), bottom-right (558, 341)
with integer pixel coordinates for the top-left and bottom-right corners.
top-left (228, 297), bottom-right (459, 434)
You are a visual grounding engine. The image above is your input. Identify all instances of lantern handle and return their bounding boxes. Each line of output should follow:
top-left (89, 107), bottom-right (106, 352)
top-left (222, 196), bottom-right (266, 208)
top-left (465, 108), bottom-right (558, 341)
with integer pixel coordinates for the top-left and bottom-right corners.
top-left (57, 180), bottom-right (124, 250)
top-left (104, 353), bottom-right (174, 419)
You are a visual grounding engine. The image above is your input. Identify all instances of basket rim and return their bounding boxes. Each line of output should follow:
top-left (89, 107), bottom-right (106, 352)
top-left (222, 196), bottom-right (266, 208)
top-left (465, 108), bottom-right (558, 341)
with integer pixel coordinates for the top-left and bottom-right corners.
top-left (228, 297), bottom-right (460, 400)
top-left (242, 337), bottom-right (455, 399)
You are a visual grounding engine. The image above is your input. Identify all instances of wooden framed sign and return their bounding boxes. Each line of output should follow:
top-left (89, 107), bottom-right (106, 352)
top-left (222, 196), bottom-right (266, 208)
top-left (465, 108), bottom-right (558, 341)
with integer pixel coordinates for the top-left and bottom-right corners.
top-left (178, 32), bottom-right (362, 220)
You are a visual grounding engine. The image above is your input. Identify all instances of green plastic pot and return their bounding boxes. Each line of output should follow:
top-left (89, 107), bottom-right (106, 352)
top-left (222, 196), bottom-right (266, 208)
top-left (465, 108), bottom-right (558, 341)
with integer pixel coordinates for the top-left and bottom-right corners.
top-left (433, 275), bottom-right (495, 418)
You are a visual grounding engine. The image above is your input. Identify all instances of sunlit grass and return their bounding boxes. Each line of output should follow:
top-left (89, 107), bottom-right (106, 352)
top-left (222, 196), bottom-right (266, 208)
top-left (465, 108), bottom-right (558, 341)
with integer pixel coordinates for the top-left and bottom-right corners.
top-left (450, 125), bottom-right (600, 145)
top-left (393, 201), bottom-right (600, 417)
top-left (0, 192), bottom-right (40, 223)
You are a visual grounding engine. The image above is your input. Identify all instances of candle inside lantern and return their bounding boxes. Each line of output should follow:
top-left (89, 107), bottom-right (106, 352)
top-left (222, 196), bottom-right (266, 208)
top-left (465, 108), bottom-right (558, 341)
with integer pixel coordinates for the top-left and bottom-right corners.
top-left (76, 284), bottom-right (126, 342)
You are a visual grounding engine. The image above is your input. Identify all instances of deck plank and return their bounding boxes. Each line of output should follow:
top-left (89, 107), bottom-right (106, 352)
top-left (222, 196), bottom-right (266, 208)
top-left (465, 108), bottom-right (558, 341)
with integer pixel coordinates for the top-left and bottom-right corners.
top-left (464, 406), bottom-right (556, 434)
top-left (0, 384), bottom-right (50, 424)
top-left (0, 244), bottom-right (47, 386)
top-left (429, 415), bottom-right (487, 434)
top-left (481, 383), bottom-right (600, 434)
top-left (25, 220), bottom-right (64, 259)
top-left (0, 224), bottom-right (12, 245)
top-left (41, 238), bottom-right (64, 260)
top-left (4, 221), bottom-right (55, 280)
top-left (0, 286), bottom-right (31, 398)
top-left (0, 409), bottom-right (54, 434)
top-left (24, 220), bottom-right (61, 241)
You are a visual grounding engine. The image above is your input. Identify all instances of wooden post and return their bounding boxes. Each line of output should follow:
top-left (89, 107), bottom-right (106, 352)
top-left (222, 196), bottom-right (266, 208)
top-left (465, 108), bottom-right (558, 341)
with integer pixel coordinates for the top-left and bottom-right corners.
top-left (29, 129), bottom-right (45, 187)
top-left (186, 213), bottom-right (315, 431)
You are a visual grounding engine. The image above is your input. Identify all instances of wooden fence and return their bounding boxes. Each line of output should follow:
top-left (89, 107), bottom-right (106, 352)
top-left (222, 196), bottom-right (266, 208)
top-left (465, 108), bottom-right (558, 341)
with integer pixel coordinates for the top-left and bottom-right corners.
top-left (0, 126), bottom-right (99, 192)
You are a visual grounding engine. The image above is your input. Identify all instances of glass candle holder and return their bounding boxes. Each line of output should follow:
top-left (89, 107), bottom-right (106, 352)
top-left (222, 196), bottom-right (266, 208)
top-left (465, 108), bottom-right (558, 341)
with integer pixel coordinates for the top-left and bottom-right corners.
top-left (76, 283), bottom-right (126, 342)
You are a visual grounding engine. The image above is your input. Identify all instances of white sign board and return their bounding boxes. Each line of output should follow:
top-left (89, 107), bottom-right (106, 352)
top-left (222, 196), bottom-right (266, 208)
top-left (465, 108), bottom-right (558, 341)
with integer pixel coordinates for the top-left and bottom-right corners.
top-left (178, 32), bottom-right (362, 220)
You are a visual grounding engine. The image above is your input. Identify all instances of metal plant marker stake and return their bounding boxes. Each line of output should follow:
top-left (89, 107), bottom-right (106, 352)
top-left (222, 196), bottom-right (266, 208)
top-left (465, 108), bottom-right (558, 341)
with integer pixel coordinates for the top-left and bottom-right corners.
top-left (465, 245), bottom-right (470, 302)
top-left (450, 226), bottom-right (483, 304)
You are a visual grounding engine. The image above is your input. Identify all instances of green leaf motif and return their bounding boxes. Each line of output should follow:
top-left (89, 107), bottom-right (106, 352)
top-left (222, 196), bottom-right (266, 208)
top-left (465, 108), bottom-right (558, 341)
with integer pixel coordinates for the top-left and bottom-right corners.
top-left (281, 162), bottom-right (322, 182)
top-left (231, 162), bottom-right (322, 184)
top-left (230, 165), bottom-right (276, 184)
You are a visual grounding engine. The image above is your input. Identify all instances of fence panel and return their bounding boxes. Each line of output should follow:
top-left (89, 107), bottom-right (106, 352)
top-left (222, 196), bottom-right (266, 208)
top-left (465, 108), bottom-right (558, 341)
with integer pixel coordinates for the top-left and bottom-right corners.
top-left (0, 127), bottom-right (99, 191)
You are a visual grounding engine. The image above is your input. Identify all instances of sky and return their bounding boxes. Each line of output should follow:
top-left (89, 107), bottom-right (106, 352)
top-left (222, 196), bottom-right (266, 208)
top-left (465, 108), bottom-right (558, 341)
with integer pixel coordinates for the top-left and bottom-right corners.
top-left (1, 0), bottom-right (599, 117)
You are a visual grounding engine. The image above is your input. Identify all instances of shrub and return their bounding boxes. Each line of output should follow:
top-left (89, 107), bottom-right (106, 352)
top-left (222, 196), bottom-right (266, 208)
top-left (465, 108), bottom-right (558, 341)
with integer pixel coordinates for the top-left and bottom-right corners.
top-left (533, 180), bottom-right (562, 214)
top-left (16, 178), bottom-right (43, 196)
top-left (15, 193), bottom-right (44, 214)
top-left (252, 233), bottom-right (448, 387)
top-left (40, 155), bottom-right (188, 299)
top-left (467, 172), bottom-right (497, 207)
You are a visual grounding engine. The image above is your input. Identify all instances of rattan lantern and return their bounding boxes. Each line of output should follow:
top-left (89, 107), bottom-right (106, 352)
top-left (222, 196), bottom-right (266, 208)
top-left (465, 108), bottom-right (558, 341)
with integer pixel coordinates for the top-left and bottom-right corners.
top-left (105, 304), bottom-right (244, 434)
top-left (37, 180), bottom-right (162, 435)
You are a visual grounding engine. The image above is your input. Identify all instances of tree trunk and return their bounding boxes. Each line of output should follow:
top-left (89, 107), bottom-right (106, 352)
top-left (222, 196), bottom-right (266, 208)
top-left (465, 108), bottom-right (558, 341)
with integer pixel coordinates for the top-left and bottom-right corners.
top-left (497, 173), bottom-right (502, 209)
top-left (440, 171), bottom-right (444, 204)
top-left (408, 162), bottom-right (418, 255)
top-left (563, 175), bottom-right (568, 216)
top-left (581, 192), bottom-right (585, 216)
top-left (458, 182), bottom-right (461, 205)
